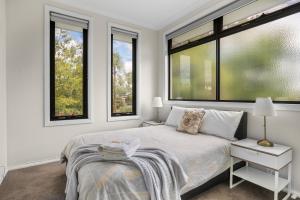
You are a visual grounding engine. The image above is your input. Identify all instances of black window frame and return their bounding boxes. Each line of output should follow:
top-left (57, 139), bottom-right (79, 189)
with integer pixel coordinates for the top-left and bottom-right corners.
top-left (168, 2), bottom-right (300, 104)
top-left (49, 20), bottom-right (89, 121)
top-left (111, 33), bottom-right (137, 117)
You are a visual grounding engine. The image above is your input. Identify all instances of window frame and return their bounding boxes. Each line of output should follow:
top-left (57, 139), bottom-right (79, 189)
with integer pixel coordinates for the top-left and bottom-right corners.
top-left (110, 34), bottom-right (137, 117)
top-left (107, 23), bottom-right (141, 122)
top-left (49, 20), bottom-right (88, 121)
top-left (168, 2), bottom-right (300, 104)
top-left (44, 6), bottom-right (93, 126)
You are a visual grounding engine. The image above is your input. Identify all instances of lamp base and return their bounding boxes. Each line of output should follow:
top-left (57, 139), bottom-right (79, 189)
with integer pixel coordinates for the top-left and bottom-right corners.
top-left (257, 139), bottom-right (273, 147)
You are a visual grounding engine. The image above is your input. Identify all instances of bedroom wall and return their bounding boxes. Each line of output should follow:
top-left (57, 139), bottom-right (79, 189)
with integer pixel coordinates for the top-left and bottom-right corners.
top-left (157, 3), bottom-right (300, 195)
top-left (0, 0), bottom-right (7, 181)
top-left (6, 0), bottom-right (158, 168)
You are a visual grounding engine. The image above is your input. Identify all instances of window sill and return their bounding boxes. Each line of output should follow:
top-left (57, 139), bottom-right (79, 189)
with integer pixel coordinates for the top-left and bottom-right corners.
top-left (44, 118), bottom-right (93, 127)
top-left (107, 115), bottom-right (141, 122)
top-left (164, 100), bottom-right (300, 112)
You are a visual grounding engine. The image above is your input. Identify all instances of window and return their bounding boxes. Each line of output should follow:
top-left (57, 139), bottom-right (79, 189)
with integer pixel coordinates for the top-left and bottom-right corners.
top-left (168, 1), bottom-right (300, 103)
top-left (50, 13), bottom-right (88, 120)
top-left (220, 12), bottom-right (300, 101)
top-left (170, 41), bottom-right (216, 100)
top-left (110, 27), bottom-right (137, 117)
top-left (46, 10), bottom-right (90, 124)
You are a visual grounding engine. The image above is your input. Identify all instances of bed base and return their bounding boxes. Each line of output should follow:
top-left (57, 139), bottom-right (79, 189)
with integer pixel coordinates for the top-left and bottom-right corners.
top-left (181, 161), bottom-right (245, 200)
top-left (181, 112), bottom-right (247, 199)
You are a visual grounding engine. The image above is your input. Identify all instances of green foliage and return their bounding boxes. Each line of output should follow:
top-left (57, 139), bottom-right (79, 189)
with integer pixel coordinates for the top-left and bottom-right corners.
top-left (112, 51), bottom-right (133, 113)
top-left (55, 28), bottom-right (83, 116)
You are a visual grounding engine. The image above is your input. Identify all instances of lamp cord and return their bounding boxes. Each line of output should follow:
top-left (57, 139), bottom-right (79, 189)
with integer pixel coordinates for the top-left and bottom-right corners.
top-left (264, 116), bottom-right (267, 140)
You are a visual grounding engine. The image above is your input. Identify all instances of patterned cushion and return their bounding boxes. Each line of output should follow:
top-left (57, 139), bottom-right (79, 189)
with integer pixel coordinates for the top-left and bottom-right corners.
top-left (177, 110), bottom-right (206, 135)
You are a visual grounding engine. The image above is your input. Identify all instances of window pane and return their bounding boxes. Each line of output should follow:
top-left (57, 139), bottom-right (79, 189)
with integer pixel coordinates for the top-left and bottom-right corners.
top-left (220, 12), bottom-right (300, 101)
top-left (112, 35), bottom-right (135, 114)
top-left (54, 25), bottom-right (84, 116)
top-left (223, 0), bottom-right (299, 30)
top-left (170, 41), bottom-right (216, 100)
top-left (172, 22), bottom-right (214, 49)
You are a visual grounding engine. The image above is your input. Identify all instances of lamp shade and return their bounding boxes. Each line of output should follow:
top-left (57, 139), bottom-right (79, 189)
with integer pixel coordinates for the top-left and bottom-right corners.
top-left (152, 97), bottom-right (163, 108)
top-left (253, 97), bottom-right (277, 116)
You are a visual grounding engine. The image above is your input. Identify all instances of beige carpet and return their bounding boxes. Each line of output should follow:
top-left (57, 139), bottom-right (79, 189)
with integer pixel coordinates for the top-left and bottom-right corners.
top-left (0, 162), bottom-right (297, 200)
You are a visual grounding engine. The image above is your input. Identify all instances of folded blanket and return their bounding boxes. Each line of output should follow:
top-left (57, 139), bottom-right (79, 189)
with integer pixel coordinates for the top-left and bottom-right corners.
top-left (97, 138), bottom-right (140, 158)
top-left (62, 144), bottom-right (188, 200)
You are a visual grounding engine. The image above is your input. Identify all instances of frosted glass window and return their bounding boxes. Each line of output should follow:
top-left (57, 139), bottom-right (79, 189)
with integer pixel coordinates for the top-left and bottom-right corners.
top-left (172, 22), bottom-right (214, 49)
top-left (220, 12), bottom-right (300, 101)
top-left (170, 41), bottom-right (216, 100)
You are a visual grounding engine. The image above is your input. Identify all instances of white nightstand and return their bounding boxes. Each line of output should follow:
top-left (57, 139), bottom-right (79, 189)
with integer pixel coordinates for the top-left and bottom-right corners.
top-left (142, 121), bottom-right (164, 127)
top-left (230, 138), bottom-right (292, 200)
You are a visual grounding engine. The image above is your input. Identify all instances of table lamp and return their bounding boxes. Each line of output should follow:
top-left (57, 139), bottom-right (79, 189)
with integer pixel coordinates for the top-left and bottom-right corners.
top-left (152, 97), bottom-right (163, 122)
top-left (253, 97), bottom-right (277, 147)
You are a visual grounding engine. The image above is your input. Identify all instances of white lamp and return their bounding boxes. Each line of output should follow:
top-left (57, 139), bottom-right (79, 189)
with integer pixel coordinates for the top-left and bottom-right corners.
top-left (152, 97), bottom-right (163, 122)
top-left (253, 97), bottom-right (277, 147)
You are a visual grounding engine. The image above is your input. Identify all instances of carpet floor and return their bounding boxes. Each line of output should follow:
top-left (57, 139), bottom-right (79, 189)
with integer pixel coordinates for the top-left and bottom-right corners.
top-left (0, 162), bottom-right (297, 200)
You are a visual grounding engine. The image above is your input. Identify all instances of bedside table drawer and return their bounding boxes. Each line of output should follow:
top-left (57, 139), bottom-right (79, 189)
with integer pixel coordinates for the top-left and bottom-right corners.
top-left (231, 145), bottom-right (292, 170)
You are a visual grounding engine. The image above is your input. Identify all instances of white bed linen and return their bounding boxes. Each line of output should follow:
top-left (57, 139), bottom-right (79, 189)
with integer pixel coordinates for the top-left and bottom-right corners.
top-left (63, 125), bottom-right (232, 200)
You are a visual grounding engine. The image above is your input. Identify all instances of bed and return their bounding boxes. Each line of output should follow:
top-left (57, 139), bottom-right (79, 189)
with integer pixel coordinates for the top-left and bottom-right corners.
top-left (62, 112), bottom-right (247, 200)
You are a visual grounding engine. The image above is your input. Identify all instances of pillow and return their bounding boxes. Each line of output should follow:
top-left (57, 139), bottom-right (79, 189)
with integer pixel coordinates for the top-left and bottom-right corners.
top-left (199, 109), bottom-right (243, 140)
top-left (177, 110), bottom-right (206, 135)
top-left (165, 106), bottom-right (204, 127)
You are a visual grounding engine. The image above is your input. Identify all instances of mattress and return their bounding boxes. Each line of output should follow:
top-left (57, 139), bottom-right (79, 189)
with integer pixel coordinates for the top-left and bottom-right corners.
top-left (63, 125), bottom-right (232, 200)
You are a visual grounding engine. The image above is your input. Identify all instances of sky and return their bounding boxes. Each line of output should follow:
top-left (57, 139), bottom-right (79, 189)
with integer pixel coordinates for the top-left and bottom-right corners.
top-left (69, 31), bottom-right (83, 44)
top-left (57, 28), bottom-right (133, 73)
top-left (113, 40), bottom-right (133, 73)
top-left (55, 27), bottom-right (83, 44)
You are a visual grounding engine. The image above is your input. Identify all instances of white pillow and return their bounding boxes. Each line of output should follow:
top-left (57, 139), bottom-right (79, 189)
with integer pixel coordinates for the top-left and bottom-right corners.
top-left (165, 106), bottom-right (204, 127)
top-left (200, 109), bottom-right (243, 140)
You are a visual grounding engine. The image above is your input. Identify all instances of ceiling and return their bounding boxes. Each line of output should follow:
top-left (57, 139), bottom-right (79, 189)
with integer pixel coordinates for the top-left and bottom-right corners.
top-left (55, 0), bottom-right (233, 30)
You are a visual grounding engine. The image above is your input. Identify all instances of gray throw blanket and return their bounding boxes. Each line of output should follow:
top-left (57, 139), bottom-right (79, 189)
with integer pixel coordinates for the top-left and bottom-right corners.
top-left (61, 144), bottom-right (188, 200)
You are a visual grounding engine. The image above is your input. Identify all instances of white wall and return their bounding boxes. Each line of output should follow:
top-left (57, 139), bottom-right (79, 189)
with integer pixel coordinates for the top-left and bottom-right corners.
top-left (157, 4), bottom-right (300, 194)
top-left (6, 0), bottom-right (158, 168)
top-left (5, 0), bottom-right (300, 194)
top-left (0, 0), bottom-right (7, 180)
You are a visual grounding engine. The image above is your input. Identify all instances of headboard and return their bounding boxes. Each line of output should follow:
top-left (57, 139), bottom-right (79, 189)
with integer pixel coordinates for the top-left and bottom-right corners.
top-left (234, 112), bottom-right (247, 140)
top-left (170, 106), bottom-right (247, 140)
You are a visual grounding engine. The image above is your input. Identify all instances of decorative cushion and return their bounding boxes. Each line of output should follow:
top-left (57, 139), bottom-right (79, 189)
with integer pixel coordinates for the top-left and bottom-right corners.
top-left (200, 109), bottom-right (243, 140)
top-left (177, 110), bottom-right (206, 135)
top-left (165, 106), bottom-right (204, 127)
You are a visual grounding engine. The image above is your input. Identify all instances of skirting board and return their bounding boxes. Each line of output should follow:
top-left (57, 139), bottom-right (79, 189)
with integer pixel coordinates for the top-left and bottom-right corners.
top-left (285, 188), bottom-right (300, 199)
top-left (8, 157), bottom-right (60, 171)
top-left (0, 158), bottom-right (60, 184)
top-left (0, 166), bottom-right (7, 185)
top-left (291, 193), bottom-right (300, 199)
